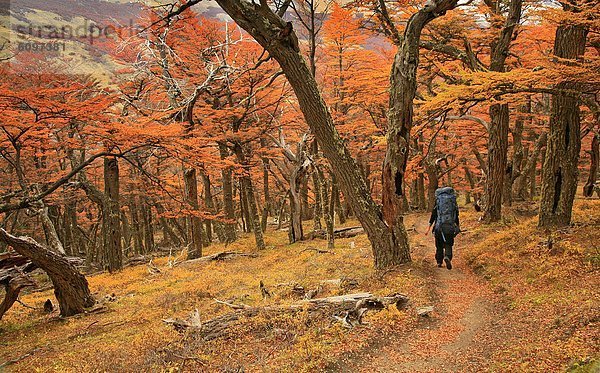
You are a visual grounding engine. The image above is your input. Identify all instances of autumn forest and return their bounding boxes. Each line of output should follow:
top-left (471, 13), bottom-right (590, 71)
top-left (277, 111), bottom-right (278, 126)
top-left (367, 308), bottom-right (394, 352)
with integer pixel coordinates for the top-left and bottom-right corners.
top-left (0, 0), bottom-right (598, 371)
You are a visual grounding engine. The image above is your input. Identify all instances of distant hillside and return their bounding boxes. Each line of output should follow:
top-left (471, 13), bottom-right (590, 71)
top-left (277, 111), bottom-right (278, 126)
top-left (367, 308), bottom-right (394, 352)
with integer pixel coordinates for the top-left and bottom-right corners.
top-left (1, 1), bottom-right (234, 82)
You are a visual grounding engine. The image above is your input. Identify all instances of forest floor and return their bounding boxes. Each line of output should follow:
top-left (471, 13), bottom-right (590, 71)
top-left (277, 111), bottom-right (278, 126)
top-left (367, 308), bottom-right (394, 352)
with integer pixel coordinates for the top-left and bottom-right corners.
top-left (0, 200), bottom-right (598, 372)
top-left (344, 218), bottom-right (505, 372)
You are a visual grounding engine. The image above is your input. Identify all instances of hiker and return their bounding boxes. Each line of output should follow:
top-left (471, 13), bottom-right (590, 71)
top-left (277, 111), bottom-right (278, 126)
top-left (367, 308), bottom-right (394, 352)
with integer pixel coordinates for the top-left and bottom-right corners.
top-left (425, 187), bottom-right (460, 270)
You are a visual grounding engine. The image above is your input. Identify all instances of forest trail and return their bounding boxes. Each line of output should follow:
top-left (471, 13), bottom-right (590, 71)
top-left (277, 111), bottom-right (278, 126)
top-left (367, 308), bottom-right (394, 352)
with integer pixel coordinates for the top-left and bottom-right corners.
top-left (352, 216), bottom-right (506, 372)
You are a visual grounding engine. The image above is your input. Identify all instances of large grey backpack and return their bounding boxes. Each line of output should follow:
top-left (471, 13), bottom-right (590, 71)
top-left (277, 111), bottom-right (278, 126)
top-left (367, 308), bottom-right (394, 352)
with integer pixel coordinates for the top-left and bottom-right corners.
top-left (435, 187), bottom-right (458, 230)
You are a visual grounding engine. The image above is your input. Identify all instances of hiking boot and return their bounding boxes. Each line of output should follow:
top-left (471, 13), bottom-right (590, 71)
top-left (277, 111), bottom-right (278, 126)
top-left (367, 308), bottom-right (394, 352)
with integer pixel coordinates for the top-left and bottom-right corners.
top-left (444, 257), bottom-right (452, 270)
top-left (437, 262), bottom-right (443, 268)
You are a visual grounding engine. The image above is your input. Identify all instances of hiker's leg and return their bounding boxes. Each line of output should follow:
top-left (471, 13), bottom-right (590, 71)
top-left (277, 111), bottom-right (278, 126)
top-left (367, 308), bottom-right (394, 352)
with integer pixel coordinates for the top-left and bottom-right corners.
top-left (445, 235), bottom-right (455, 261)
top-left (445, 243), bottom-right (453, 261)
top-left (434, 232), bottom-right (444, 265)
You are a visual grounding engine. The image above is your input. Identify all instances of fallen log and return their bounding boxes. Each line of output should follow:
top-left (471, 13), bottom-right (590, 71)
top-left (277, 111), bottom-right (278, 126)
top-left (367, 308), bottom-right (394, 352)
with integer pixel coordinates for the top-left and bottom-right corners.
top-left (0, 229), bottom-right (95, 317)
top-left (300, 247), bottom-right (333, 254)
top-left (180, 251), bottom-right (258, 265)
top-left (308, 226), bottom-right (364, 240)
top-left (163, 292), bottom-right (410, 340)
top-left (125, 255), bottom-right (153, 267)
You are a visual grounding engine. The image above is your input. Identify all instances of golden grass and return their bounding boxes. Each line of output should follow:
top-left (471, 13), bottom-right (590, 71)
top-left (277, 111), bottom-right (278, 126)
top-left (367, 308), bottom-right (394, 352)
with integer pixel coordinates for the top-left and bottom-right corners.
top-left (2, 202), bottom-right (598, 372)
top-left (0, 216), bottom-right (431, 372)
top-left (460, 199), bottom-right (600, 372)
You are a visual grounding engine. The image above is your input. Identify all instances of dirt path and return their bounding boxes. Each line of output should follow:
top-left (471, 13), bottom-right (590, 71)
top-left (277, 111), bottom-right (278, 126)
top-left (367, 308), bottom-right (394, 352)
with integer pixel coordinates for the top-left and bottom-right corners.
top-left (353, 217), bottom-right (506, 372)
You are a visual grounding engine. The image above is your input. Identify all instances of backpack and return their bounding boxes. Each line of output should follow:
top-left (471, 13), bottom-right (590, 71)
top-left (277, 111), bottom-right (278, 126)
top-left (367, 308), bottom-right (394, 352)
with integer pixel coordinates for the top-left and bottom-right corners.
top-left (435, 187), bottom-right (458, 236)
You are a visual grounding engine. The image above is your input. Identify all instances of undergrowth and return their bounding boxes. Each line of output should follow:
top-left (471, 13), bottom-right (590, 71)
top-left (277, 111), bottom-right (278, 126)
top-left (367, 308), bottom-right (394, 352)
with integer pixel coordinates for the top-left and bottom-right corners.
top-left (461, 199), bottom-right (600, 372)
top-left (0, 216), bottom-right (431, 372)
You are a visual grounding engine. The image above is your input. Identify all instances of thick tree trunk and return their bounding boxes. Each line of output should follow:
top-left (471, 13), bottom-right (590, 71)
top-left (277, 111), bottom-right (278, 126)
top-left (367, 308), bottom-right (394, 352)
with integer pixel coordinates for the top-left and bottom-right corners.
top-left (184, 168), bottom-right (203, 259)
top-left (539, 23), bottom-right (587, 227)
top-left (583, 133), bottom-right (599, 197)
top-left (0, 229), bottom-right (95, 317)
top-left (212, 0), bottom-right (457, 268)
top-left (484, 103), bottom-right (509, 221)
top-left (103, 157), bottom-right (122, 272)
top-left (483, 0), bottom-right (523, 222)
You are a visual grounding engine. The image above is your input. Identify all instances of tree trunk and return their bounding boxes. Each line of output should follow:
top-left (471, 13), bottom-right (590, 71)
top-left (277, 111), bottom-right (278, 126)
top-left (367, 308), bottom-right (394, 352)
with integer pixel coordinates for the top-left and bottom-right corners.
top-left (39, 205), bottom-right (66, 255)
top-left (103, 157), bottom-right (122, 272)
top-left (0, 229), bottom-right (95, 317)
top-left (261, 151), bottom-right (271, 232)
top-left (242, 175), bottom-right (266, 249)
top-left (483, 0), bottom-right (523, 222)
top-left (417, 172), bottom-right (426, 210)
top-left (311, 141), bottom-right (322, 231)
top-left (484, 103), bottom-right (509, 221)
top-left (381, 0), bottom-right (458, 264)
top-left (301, 177), bottom-right (310, 221)
top-left (63, 202), bottom-right (77, 256)
top-left (219, 144), bottom-right (237, 243)
top-left (154, 202), bottom-right (183, 247)
top-left (539, 23), bottom-right (587, 227)
top-left (184, 168), bottom-right (203, 259)
top-left (312, 170), bottom-right (322, 231)
top-left (129, 198), bottom-right (144, 254)
top-left (583, 133), bottom-right (599, 197)
top-left (121, 209), bottom-right (132, 255)
top-left (239, 179), bottom-right (251, 233)
top-left (333, 182), bottom-right (346, 224)
top-left (143, 199), bottom-right (155, 253)
top-left (317, 167), bottom-right (335, 249)
top-left (327, 178), bottom-right (336, 249)
top-left (289, 154), bottom-right (310, 243)
top-left (513, 133), bottom-right (547, 200)
top-left (503, 104), bottom-right (526, 206)
top-left (202, 172), bottom-right (214, 244)
top-left (464, 167), bottom-right (476, 205)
